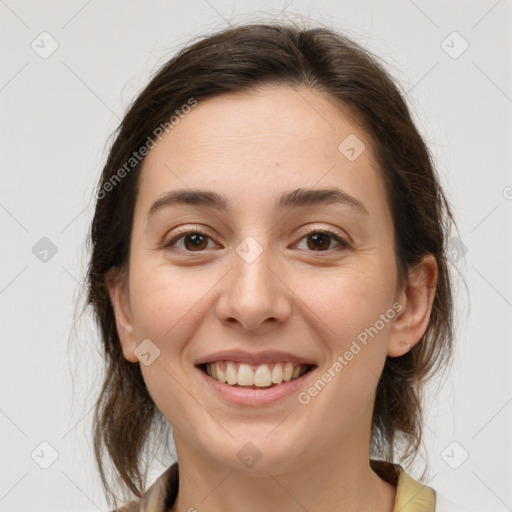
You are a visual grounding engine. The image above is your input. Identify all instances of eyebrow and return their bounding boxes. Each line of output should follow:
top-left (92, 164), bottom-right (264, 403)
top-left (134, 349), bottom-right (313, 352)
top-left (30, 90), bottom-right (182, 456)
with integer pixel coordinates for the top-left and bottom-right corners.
top-left (146, 187), bottom-right (369, 219)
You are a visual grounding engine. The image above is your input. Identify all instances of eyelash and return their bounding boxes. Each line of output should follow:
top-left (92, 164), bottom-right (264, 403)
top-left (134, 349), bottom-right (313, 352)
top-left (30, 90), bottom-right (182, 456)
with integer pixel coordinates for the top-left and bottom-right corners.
top-left (162, 227), bottom-right (350, 254)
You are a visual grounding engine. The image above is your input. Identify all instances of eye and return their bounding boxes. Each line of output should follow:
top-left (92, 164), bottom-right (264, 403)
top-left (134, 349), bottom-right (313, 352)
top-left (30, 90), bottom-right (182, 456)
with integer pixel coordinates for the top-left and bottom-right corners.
top-left (163, 228), bottom-right (216, 252)
top-left (295, 229), bottom-right (350, 252)
top-left (163, 227), bottom-right (350, 254)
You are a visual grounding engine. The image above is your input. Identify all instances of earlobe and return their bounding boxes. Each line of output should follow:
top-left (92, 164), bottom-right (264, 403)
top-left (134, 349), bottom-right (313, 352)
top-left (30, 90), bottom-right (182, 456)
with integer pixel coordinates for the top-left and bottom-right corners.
top-left (105, 267), bottom-right (139, 363)
top-left (387, 254), bottom-right (438, 357)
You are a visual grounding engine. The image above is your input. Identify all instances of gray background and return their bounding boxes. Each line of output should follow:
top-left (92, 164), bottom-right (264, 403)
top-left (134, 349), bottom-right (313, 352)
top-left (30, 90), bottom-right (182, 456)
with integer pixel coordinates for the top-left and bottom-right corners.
top-left (1, 1), bottom-right (511, 510)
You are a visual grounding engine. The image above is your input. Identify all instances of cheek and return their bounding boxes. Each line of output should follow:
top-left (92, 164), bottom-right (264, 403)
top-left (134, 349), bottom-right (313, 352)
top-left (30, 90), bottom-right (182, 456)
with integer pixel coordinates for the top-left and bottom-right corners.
top-left (295, 263), bottom-right (397, 351)
top-left (129, 267), bottom-right (211, 431)
top-left (128, 264), bottom-right (208, 344)
top-left (293, 269), bottom-right (397, 423)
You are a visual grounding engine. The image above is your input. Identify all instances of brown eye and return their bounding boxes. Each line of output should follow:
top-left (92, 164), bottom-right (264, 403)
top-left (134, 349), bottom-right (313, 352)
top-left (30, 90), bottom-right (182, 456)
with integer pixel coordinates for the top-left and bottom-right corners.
top-left (182, 233), bottom-right (209, 251)
top-left (297, 230), bottom-right (349, 252)
top-left (164, 230), bottom-right (214, 252)
top-left (307, 232), bottom-right (331, 251)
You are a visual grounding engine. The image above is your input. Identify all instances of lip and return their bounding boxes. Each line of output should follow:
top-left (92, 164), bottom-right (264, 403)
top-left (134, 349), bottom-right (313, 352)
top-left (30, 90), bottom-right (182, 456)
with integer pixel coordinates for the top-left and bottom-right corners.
top-left (196, 363), bottom-right (317, 407)
top-left (194, 349), bottom-right (317, 366)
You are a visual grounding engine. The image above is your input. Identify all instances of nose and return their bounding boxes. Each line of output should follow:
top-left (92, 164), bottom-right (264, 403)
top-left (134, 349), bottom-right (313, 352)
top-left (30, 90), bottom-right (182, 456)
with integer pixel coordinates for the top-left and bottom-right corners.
top-left (215, 241), bottom-right (292, 332)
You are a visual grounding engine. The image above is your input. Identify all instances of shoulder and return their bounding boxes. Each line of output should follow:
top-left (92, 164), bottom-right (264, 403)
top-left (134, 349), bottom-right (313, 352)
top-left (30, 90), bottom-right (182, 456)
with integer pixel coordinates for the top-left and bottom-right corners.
top-left (110, 463), bottom-right (179, 512)
top-left (373, 460), bottom-right (477, 512)
top-left (371, 458), bottom-right (435, 511)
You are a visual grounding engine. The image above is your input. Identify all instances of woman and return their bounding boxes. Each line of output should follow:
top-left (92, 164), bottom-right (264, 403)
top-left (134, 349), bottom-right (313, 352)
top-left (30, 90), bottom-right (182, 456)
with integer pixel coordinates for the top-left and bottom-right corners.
top-left (87, 22), bottom-right (464, 511)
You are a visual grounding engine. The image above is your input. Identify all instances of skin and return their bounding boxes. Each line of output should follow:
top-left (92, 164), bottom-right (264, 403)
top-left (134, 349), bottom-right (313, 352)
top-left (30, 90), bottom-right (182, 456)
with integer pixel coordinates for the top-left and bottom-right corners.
top-left (107, 85), bottom-right (437, 512)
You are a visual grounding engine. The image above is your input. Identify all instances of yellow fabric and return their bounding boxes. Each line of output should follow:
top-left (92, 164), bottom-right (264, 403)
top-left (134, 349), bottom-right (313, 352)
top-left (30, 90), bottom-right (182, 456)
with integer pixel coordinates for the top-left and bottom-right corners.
top-left (393, 465), bottom-right (436, 512)
top-left (115, 459), bottom-right (436, 511)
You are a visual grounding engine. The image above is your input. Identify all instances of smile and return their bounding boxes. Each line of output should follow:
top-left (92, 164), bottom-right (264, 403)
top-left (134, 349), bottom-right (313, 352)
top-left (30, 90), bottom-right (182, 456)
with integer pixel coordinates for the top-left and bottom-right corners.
top-left (201, 361), bottom-right (314, 388)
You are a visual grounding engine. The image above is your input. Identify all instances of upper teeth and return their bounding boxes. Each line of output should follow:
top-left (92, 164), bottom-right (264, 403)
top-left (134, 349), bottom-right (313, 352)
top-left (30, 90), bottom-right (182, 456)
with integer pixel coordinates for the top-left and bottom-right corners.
top-left (205, 361), bottom-right (308, 387)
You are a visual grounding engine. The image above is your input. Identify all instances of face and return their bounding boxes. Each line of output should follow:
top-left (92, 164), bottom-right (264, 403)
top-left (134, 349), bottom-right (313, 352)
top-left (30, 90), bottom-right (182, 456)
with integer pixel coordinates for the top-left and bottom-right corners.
top-left (108, 85), bottom-right (434, 475)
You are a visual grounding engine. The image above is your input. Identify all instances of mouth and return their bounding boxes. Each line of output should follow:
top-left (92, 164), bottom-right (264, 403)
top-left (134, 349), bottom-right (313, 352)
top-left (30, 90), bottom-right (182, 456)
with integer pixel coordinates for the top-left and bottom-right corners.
top-left (197, 361), bottom-right (317, 389)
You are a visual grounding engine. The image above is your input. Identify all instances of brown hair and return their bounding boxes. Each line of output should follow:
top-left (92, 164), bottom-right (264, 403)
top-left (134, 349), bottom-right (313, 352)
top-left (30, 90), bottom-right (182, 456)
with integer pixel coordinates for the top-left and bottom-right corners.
top-left (85, 21), bottom-right (456, 507)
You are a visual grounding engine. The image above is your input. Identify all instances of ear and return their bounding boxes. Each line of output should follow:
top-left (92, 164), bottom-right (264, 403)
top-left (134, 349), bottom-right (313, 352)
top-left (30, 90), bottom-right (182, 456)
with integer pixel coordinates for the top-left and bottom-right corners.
top-left (105, 267), bottom-right (139, 363)
top-left (388, 254), bottom-right (438, 357)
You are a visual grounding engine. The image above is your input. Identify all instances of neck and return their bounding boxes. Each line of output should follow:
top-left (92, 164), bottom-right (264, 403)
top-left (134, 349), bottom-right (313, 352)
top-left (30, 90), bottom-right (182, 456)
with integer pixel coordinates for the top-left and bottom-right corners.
top-left (169, 406), bottom-right (396, 512)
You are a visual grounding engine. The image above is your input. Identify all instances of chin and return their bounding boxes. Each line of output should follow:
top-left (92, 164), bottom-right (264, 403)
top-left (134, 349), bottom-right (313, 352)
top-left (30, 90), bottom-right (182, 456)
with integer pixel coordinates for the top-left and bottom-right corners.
top-left (195, 428), bottom-right (311, 476)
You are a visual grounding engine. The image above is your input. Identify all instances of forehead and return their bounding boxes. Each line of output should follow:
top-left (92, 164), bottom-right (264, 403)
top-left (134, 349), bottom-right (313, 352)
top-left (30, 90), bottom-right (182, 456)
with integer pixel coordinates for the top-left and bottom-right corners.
top-left (135, 85), bottom-right (385, 218)
top-left (151, 85), bottom-right (364, 151)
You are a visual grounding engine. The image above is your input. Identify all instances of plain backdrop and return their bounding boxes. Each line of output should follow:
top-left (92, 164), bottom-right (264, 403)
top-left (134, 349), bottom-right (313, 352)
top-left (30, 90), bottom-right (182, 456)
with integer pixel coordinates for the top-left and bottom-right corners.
top-left (1, 1), bottom-right (511, 511)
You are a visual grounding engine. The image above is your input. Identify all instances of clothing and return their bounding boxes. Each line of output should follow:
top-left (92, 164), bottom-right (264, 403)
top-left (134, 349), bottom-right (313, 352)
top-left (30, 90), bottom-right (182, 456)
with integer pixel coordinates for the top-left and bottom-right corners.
top-left (113, 459), bottom-right (461, 512)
